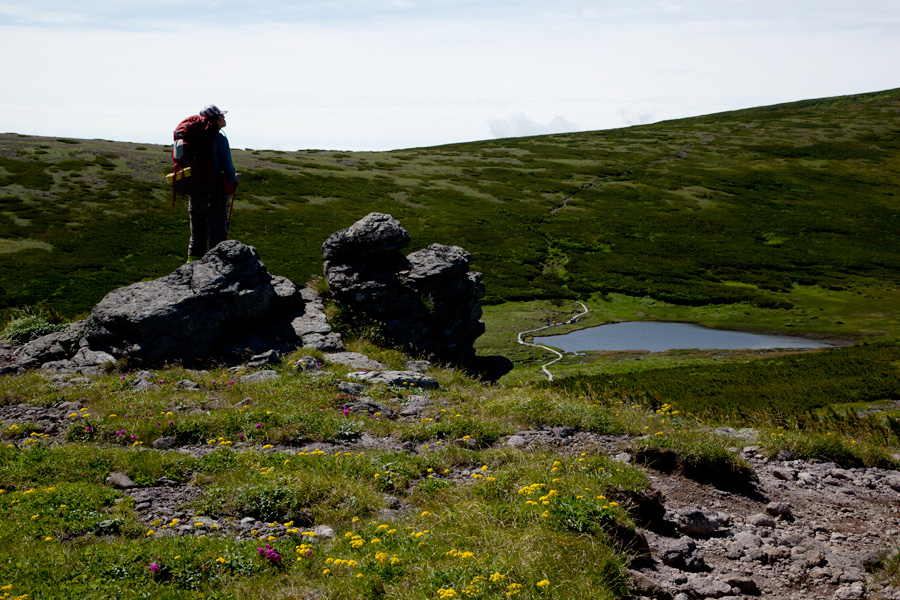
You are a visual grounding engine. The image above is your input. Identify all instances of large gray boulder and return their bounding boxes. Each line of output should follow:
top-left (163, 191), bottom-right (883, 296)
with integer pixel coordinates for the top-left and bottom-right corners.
top-left (13, 241), bottom-right (342, 371)
top-left (81, 241), bottom-right (286, 362)
top-left (323, 213), bottom-right (496, 371)
top-left (322, 212), bottom-right (411, 261)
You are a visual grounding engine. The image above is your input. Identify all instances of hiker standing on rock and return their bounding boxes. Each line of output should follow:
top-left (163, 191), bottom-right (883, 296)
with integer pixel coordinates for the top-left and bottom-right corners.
top-left (176, 104), bottom-right (240, 261)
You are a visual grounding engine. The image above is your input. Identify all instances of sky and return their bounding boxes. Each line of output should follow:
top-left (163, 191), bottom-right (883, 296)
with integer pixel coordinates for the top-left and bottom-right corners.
top-left (1, 1), bottom-right (898, 152)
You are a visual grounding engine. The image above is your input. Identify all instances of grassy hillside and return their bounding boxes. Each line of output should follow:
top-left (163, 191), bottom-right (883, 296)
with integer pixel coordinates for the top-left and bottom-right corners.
top-left (3, 91), bottom-right (900, 598)
top-left (0, 343), bottom-right (897, 599)
top-left (2, 88), bottom-right (899, 323)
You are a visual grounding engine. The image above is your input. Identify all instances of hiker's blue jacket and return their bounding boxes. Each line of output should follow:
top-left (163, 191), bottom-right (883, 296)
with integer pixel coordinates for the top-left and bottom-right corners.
top-left (211, 132), bottom-right (237, 187)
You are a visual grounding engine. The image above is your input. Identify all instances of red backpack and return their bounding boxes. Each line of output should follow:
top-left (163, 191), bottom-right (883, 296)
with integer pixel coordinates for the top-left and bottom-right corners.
top-left (168, 115), bottom-right (217, 203)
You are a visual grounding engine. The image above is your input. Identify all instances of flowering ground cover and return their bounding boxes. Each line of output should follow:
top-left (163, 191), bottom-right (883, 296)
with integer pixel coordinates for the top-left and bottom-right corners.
top-left (2, 338), bottom-right (898, 598)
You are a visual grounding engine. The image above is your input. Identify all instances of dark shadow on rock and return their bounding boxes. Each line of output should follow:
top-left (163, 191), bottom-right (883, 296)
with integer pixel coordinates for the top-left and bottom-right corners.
top-left (610, 488), bottom-right (667, 529)
top-left (323, 213), bottom-right (490, 372)
top-left (466, 355), bottom-right (514, 383)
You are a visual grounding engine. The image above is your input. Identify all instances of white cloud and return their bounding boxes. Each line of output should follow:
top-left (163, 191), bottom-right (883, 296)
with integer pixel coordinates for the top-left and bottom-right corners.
top-left (487, 114), bottom-right (580, 139)
top-left (618, 109), bottom-right (657, 127)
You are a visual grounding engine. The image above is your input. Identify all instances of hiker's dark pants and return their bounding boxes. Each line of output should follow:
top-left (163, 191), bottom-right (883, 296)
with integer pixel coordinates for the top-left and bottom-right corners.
top-left (188, 190), bottom-right (228, 258)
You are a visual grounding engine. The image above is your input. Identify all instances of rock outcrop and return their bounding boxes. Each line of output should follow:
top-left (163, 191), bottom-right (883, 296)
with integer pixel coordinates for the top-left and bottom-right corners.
top-left (7, 218), bottom-right (511, 380)
top-left (323, 213), bottom-right (497, 372)
top-left (11, 241), bottom-right (342, 373)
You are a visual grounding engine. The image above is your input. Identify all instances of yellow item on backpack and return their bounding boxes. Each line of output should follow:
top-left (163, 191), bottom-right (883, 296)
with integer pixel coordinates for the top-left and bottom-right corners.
top-left (165, 166), bottom-right (192, 184)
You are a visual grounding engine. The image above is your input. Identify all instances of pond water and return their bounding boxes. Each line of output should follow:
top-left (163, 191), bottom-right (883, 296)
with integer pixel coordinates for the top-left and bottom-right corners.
top-left (534, 321), bottom-right (834, 353)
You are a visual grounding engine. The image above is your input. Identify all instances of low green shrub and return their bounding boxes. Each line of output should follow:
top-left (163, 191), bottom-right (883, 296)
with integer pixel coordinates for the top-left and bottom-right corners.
top-left (0, 481), bottom-right (143, 541)
top-left (506, 393), bottom-right (632, 435)
top-left (873, 546), bottom-right (900, 586)
top-left (397, 415), bottom-right (511, 446)
top-left (630, 432), bottom-right (758, 489)
top-left (0, 307), bottom-right (67, 344)
top-left (762, 430), bottom-right (900, 469)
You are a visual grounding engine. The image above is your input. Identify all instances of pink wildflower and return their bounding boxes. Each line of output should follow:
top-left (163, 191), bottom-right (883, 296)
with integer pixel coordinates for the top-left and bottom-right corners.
top-left (257, 544), bottom-right (282, 565)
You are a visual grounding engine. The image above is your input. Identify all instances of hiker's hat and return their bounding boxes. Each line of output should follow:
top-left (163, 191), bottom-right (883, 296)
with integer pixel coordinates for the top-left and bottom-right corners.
top-left (200, 105), bottom-right (227, 119)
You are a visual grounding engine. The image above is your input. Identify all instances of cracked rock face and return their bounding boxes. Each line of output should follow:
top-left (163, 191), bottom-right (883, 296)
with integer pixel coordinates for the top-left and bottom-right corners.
top-left (322, 213), bottom-right (492, 369)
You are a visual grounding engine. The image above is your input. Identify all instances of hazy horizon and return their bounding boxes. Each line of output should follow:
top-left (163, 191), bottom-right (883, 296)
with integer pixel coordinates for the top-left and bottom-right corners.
top-left (2, 1), bottom-right (899, 151)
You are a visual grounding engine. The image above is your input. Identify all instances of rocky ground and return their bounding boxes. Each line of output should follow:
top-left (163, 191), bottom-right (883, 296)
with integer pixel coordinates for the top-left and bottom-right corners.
top-left (2, 363), bottom-right (899, 600)
top-left (636, 454), bottom-right (900, 600)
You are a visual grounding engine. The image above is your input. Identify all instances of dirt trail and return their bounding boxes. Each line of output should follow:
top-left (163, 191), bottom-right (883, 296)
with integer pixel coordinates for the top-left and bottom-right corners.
top-left (516, 301), bottom-right (588, 381)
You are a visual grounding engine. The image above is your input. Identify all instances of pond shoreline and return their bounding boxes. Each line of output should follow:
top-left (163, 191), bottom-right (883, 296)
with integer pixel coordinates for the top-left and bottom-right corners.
top-left (531, 320), bottom-right (850, 354)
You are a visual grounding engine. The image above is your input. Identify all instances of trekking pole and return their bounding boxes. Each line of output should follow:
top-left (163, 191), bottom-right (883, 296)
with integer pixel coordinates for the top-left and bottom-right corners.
top-left (227, 189), bottom-right (236, 226)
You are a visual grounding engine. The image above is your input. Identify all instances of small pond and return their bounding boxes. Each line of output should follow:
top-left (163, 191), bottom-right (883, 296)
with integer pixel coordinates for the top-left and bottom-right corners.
top-left (534, 321), bottom-right (834, 353)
